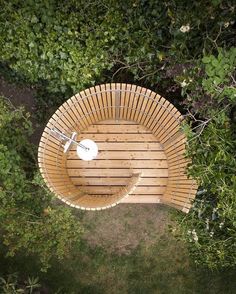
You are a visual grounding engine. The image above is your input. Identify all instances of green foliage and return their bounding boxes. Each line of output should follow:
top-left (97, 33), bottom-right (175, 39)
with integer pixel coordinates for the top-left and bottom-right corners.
top-left (202, 48), bottom-right (236, 102)
top-left (179, 47), bottom-right (236, 115)
top-left (0, 97), bottom-right (83, 270)
top-left (0, 0), bottom-right (110, 94)
top-left (177, 117), bottom-right (236, 268)
top-left (0, 0), bottom-right (235, 117)
top-left (0, 273), bottom-right (40, 294)
top-left (174, 48), bottom-right (236, 269)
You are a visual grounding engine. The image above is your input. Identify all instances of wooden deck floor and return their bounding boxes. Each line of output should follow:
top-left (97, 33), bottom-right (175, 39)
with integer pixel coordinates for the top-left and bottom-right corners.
top-left (66, 120), bottom-right (168, 203)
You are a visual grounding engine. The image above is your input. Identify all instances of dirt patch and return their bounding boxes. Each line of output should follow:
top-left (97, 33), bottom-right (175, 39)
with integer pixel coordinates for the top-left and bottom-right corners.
top-left (0, 77), bottom-right (35, 112)
top-left (0, 76), bottom-right (44, 145)
top-left (81, 204), bottom-right (174, 254)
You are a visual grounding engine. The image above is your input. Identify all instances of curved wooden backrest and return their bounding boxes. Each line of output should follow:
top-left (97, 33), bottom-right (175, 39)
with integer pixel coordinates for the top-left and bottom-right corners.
top-left (38, 84), bottom-right (198, 212)
top-left (60, 172), bottom-right (142, 211)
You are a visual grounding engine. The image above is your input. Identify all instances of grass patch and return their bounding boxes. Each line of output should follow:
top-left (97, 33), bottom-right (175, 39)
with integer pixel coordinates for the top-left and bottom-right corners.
top-left (2, 205), bottom-right (236, 293)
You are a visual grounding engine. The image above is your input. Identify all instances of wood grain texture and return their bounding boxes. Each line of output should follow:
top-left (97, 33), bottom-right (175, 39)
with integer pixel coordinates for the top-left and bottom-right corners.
top-left (38, 83), bottom-right (198, 211)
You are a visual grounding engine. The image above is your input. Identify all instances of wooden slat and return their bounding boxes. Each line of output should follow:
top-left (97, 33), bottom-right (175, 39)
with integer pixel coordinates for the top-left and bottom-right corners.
top-left (122, 84), bottom-right (129, 120)
top-left (138, 88), bottom-right (152, 125)
top-left (149, 98), bottom-right (170, 132)
top-left (57, 105), bottom-right (77, 129)
top-left (78, 90), bottom-right (94, 124)
top-left (94, 85), bottom-right (106, 120)
top-left (38, 147), bottom-right (63, 158)
top-left (47, 115), bottom-right (70, 133)
top-left (119, 83), bottom-right (126, 120)
top-left (167, 187), bottom-right (197, 195)
top-left (71, 142), bottom-right (163, 151)
top-left (76, 133), bottom-right (159, 142)
top-left (145, 95), bottom-right (163, 129)
top-left (165, 187), bottom-right (194, 198)
top-left (100, 84), bottom-right (109, 119)
top-left (67, 168), bottom-right (168, 177)
top-left (85, 88), bottom-right (97, 123)
top-left (161, 123), bottom-right (181, 145)
top-left (125, 84), bottom-right (132, 120)
top-left (89, 87), bottom-right (102, 122)
top-left (154, 105), bottom-right (180, 139)
top-left (105, 84), bottom-right (112, 118)
top-left (63, 101), bottom-right (81, 131)
top-left (130, 85), bottom-right (141, 121)
top-left (67, 151), bottom-right (166, 160)
top-left (111, 83), bottom-right (116, 119)
top-left (168, 159), bottom-right (190, 168)
top-left (81, 124), bottom-right (151, 134)
top-left (120, 195), bottom-right (161, 203)
top-left (169, 198), bottom-right (192, 209)
top-left (165, 144), bottom-right (186, 157)
top-left (66, 159), bottom-right (168, 169)
top-left (95, 119), bottom-right (137, 125)
top-left (134, 86), bottom-right (147, 122)
top-left (75, 186), bottom-right (166, 195)
top-left (70, 177), bottom-right (167, 186)
top-left (70, 96), bottom-right (90, 129)
top-left (40, 135), bottom-right (61, 148)
top-left (168, 153), bottom-right (187, 164)
top-left (39, 143), bottom-right (61, 155)
top-left (158, 115), bottom-right (181, 142)
top-left (171, 178), bottom-right (197, 185)
top-left (165, 137), bottom-right (186, 152)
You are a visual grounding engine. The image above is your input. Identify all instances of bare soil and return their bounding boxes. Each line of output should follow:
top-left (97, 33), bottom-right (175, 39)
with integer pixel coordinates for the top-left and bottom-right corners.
top-left (0, 76), bottom-right (44, 144)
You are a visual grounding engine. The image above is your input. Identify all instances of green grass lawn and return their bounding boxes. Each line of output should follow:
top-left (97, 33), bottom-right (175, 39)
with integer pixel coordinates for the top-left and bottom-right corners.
top-left (1, 204), bottom-right (236, 293)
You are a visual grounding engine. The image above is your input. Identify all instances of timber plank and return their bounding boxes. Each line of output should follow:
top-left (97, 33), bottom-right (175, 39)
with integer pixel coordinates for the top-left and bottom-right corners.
top-left (75, 186), bottom-right (166, 195)
top-left (70, 177), bottom-right (167, 186)
top-left (67, 151), bottom-right (167, 160)
top-left (67, 168), bottom-right (168, 177)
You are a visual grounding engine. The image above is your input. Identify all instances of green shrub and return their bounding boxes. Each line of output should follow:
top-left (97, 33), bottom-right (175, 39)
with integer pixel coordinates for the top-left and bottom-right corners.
top-left (0, 97), bottom-right (83, 270)
top-left (0, 0), bottom-right (235, 116)
top-left (0, 273), bottom-right (40, 294)
top-left (173, 48), bottom-right (236, 269)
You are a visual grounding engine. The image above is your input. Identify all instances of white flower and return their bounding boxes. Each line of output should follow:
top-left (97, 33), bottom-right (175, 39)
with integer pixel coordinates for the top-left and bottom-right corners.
top-left (210, 231), bottom-right (214, 237)
top-left (198, 209), bottom-right (202, 219)
top-left (206, 218), bottom-right (209, 231)
top-left (181, 80), bottom-right (188, 87)
top-left (188, 229), bottom-right (198, 242)
top-left (224, 22), bottom-right (230, 28)
top-left (219, 222), bottom-right (224, 229)
top-left (193, 234), bottom-right (198, 242)
top-left (180, 24), bottom-right (190, 33)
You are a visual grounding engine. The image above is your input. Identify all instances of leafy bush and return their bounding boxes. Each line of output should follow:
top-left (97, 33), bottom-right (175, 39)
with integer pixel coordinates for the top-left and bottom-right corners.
top-left (0, 0), bottom-right (235, 117)
top-left (0, 97), bottom-right (83, 270)
top-left (0, 273), bottom-right (40, 294)
top-left (173, 48), bottom-right (236, 269)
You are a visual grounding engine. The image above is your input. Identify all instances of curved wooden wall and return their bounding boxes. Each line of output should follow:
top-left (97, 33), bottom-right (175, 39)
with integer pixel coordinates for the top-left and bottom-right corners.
top-left (38, 84), bottom-right (198, 212)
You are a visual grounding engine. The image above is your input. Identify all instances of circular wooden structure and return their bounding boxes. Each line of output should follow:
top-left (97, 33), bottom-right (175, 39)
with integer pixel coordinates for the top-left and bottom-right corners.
top-left (38, 84), bottom-right (198, 212)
